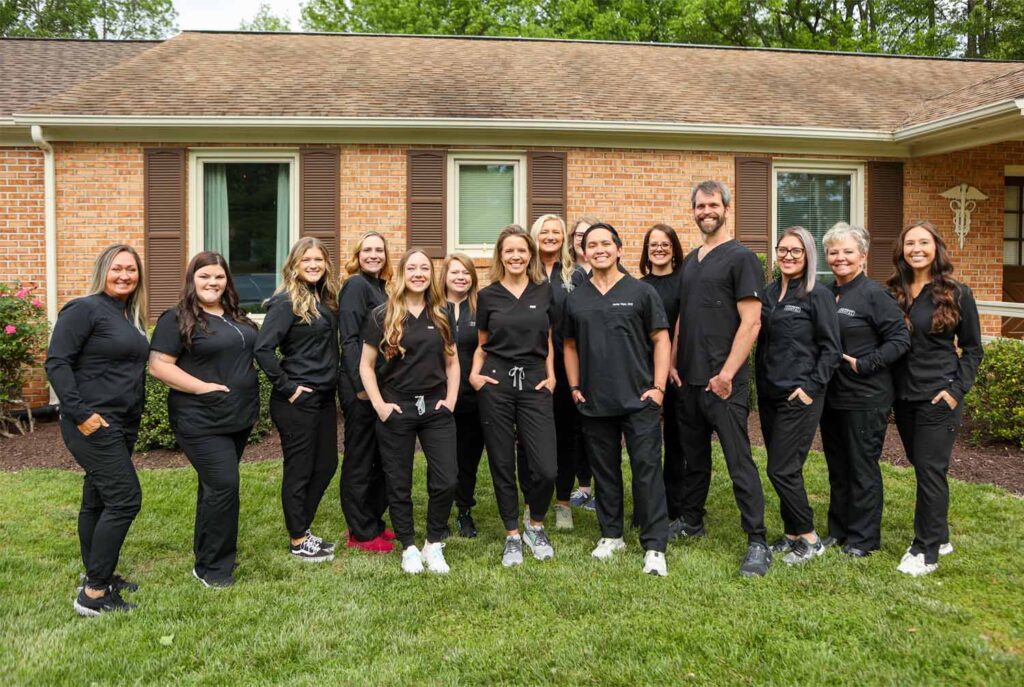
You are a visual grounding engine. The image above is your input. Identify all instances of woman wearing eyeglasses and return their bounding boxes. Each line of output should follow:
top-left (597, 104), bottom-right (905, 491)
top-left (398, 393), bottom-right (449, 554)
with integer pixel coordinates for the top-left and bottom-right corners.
top-left (757, 227), bottom-right (841, 565)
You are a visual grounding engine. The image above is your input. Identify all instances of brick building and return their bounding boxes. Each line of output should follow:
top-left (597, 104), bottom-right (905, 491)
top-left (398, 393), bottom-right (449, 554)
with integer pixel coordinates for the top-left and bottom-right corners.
top-left (2, 31), bottom-right (1023, 407)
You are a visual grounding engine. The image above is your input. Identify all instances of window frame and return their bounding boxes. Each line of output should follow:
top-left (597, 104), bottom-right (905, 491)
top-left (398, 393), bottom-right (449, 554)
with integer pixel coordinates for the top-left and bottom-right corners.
top-left (771, 159), bottom-right (865, 273)
top-left (446, 151), bottom-right (528, 258)
top-left (1005, 176), bottom-right (1024, 267)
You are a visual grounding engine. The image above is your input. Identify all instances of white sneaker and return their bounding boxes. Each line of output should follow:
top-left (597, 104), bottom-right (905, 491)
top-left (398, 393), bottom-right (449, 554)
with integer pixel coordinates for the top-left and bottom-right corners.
top-left (897, 551), bottom-right (937, 577)
top-left (554, 504), bottom-right (574, 530)
top-left (939, 542), bottom-right (954, 556)
top-left (422, 541), bottom-right (450, 574)
top-left (591, 537), bottom-right (626, 561)
top-left (643, 550), bottom-right (668, 577)
top-left (401, 545), bottom-right (424, 574)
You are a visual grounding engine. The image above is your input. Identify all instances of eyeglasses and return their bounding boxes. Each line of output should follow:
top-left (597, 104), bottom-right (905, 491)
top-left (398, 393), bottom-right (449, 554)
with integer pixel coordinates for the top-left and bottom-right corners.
top-left (648, 242), bottom-right (672, 250)
top-left (775, 246), bottom-right (805, 258)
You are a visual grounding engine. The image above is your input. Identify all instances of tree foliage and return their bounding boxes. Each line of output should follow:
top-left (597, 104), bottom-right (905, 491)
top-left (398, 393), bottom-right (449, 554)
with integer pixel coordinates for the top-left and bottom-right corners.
top-left (239, 2), bottom-right (294, 32)
top-left (0, 0), bottom-right (177, 39)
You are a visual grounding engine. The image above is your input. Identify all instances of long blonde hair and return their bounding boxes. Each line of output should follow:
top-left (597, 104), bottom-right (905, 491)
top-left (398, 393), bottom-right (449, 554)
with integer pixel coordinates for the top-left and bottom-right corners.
top-left (531, 214), bottom-right (574, 289)
top-left (344, 231), bottom-right (393, 281)
top-left (381, 249), bottom-right (454, 360)
top-left (88, 244), bottom-right (147, 332)
top-left (441, 253), bottom-right (479, 315)
top-left (273, 237), bottom-right (339, 323)
top-left (489, 224), bottom-right (543, 285)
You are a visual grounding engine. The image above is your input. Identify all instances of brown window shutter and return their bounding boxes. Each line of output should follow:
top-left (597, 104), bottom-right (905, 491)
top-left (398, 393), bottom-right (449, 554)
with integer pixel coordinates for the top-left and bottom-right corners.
top-left (144, 148), bottom-right (186, 323)
top-left (300, 147), bottom-right (340, 261)
top-left (407, 149), bottom-right (447, 258)
top-left (734, 156), bottom-right (772, 254)
top-left (527, 151), bottom-right (567, 227)
top-left (867, 161), bottom-right (904, 283)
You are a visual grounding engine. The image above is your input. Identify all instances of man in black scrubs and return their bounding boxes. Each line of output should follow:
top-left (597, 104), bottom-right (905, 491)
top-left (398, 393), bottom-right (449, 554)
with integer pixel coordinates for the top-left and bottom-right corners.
top-left (564, 223), bottom-right (671, 576)
top-left (669, 180), bottom-right (771, 577)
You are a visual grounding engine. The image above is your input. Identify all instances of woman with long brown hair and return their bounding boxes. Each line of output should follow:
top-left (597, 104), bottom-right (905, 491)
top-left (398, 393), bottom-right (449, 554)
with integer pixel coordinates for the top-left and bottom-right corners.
top-left (254, 237), bottom-right (340, 563)
top-left (360, 249), bottom-right (460, 574)
top-left (887, 220), bottom-right (983, 576)
top-left (46, 244), bottom-right (149, 615)
top-left (149, 251), bottom-right (260, 587)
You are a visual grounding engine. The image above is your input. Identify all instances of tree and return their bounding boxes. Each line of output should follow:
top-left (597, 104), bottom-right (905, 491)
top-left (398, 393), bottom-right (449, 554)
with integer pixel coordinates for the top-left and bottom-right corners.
top-left (239, 2), bottom-right (293, 32)
top-left (0, 0), bottom-right (177, 39)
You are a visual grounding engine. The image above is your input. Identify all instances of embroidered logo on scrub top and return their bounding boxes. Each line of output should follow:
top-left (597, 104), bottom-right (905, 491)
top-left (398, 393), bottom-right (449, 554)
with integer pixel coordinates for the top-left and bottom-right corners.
top-left (783, 305), bottom-right (803, 314)
top-left (838, 307), bottom-right (857, 317)
top-left (427, 325), bottom-right (435, 330)
top-left (611, 302), bottom-right (635, 307)
top-left (529, 305), bottom-right (537, 309)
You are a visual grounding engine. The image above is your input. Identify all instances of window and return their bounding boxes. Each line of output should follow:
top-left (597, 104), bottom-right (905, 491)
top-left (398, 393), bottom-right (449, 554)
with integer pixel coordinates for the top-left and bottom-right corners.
top-left (773, 161), bottom-right (864, 281)
top-left (447, 152), bottom-right (527, 254)
top-left (189, 150), bottom-right (299, 313)
top-left (1005, 178), bottom-right (1024, 266)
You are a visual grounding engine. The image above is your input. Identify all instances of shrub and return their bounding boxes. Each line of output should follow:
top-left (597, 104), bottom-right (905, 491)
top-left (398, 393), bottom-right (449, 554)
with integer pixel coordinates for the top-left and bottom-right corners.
top-left (0, 285), bottom-right (49, 436)
top-left (965, 338), bottom-right (1024, 448)
top-left (136, 370), bottom-right (276, 452)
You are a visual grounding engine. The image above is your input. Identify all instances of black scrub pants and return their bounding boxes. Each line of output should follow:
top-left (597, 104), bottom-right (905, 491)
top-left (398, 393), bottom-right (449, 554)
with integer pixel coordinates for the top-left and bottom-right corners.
top-left (270, 389), bottom-right (338, 540)
top-left (176, 427), bottom-right (252, 580)
top-left (478, 361), bottom-right (557, 531)
top-left (376, 394), bottom-right (458, 548)
top-left (662, 384), bottom-right (685, 520)
top-left (340, 388), bottom-right (389, 541)
top-left (60, 416), bottom-right (142, 590)
top-left (454, 405), bottom-right (486, 509)
top-left (582, 403), bottom-right (669, 552)
top-left (820, 404), bottom-right (889, 551)
top-left (760, 395), bottom-right (825, 536)
top-left (894, 399), bottom-right (962, 565)
top-left (675, 383), bottom-right (767, 544)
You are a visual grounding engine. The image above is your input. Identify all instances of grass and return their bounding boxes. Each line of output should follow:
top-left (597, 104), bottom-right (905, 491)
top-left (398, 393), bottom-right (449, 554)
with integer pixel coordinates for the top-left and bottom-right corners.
top-left (1, 446), bottom-right (1022, 686)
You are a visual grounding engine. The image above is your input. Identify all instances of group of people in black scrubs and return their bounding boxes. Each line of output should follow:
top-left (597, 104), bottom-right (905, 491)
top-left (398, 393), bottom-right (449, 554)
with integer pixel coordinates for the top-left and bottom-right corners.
top-left (47, 178), bottom-right (983, 614)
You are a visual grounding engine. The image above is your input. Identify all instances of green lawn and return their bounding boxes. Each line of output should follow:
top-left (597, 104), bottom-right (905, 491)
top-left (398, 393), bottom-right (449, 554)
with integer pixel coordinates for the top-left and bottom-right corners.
top-left (1, 447), bottom-right (1022, 686)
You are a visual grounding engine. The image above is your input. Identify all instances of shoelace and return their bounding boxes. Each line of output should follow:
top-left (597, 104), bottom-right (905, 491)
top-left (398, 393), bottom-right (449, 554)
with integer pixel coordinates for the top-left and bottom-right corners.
top-left (305, 530), bottom-right (322, 547)
top-left (508, 366), bottom-right (525, 390)
top-left (531, 528), bottom-right (552, 547)
top-left (504, 537), bottom-right (522, 554)
top-left (300, 537), bottom-right (321, 554)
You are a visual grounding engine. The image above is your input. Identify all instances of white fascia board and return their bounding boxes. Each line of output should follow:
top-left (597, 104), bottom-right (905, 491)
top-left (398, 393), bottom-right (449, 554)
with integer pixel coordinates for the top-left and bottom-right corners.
top-left (893, 99), bottom-right (1024, 141)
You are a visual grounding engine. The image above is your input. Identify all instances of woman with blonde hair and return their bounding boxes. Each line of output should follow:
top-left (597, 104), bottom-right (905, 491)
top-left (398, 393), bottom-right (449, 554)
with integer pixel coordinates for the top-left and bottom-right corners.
top-left (254, 237), bottom-right (340, 563)
top-left (470, 225), bottom-right (558, 567)
top-left (338, 231), bottom-right (396, 553)
top-left (360, 249), bottom-right (460, 574)
top-left (46, 244), bottom-right (150, 615)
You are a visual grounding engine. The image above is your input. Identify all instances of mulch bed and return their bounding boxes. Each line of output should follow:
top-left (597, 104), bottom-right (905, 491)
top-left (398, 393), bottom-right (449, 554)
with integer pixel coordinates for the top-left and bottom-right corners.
top-left (3, 413), bottom-right (1023, 497)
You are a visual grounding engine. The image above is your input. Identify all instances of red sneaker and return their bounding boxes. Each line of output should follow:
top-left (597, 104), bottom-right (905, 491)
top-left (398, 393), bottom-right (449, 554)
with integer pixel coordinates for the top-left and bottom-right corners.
top-left (382, 529), bottom-right (396, 540)
top-left (347, 533), bottom-right (394, 553)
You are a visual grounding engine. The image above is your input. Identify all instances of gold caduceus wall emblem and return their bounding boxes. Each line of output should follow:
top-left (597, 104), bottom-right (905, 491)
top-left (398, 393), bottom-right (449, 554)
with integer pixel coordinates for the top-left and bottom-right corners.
top-left (939, 183), bottom-right (988, 249)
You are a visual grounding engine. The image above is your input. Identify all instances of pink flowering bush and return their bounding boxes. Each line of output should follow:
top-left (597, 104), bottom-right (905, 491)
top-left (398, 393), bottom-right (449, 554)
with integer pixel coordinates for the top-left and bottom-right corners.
top-left (0, 284), bottom-right (49, 435)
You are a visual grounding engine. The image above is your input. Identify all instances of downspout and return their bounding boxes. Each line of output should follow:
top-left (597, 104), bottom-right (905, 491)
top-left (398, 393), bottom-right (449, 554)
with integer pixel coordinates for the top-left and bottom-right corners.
top-left (30, 125), bottom-right (58, 405)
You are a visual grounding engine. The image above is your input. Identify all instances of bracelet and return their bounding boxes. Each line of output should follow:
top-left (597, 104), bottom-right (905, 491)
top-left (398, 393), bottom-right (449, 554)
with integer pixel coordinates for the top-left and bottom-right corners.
top-left (651, 385), bottom-right (664, 393)
top-left (570, 385), bottom-right (581, 392)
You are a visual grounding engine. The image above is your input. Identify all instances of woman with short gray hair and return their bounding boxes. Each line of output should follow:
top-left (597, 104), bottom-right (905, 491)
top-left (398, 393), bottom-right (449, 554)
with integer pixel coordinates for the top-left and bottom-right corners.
top-left (819, 223), bottom-right (910, 557)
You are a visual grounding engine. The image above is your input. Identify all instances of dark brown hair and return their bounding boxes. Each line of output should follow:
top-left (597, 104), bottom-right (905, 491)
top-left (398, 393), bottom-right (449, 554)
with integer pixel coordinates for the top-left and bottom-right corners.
top-left (177, 251), bottom-right (256, 348)
top-left (886, 220), bottom-right (961, 334)
top-left (639, 223), bottom-right (685, 275)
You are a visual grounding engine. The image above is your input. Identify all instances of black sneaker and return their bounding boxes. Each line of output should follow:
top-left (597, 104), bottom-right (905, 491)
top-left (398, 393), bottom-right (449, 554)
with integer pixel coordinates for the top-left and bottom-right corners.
top-left (739, 542), bottom-right (772, 578)
top-left (79, 573), bottom-right (138, 594)
top-left (769, 536), bottom-right (796, 554)
top-left (73, 587), bottom-right (136, 617)
top-left (305, 529), bottom-right (335, 554)
top-left (456, 509), bottom-right (478, 538)
top-left (667, 516), bottom-right (706, 541)
top-left (289, 537), bottom-right (334, 563)
top-left (841, 544), bottom-right (872, 558)
top-left (821, 536), bottom-right (845, 550)
top-left (437, 525), bottom-right (451, 542)
top-left (192, 568), bottom-right (235, 588)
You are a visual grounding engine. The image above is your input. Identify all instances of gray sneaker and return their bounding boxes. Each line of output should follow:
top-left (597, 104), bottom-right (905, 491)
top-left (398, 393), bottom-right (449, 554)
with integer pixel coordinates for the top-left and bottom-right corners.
top-left (782, 536), bottom-right (826, 565)
top-left (523, 524), bottom-right (555, 561)
top-left (502, 535), bottom-right (524, 567)
top-left (739, 542), bottom-right (772, 577)
top-left (554, 504), bottom-right (574, 530)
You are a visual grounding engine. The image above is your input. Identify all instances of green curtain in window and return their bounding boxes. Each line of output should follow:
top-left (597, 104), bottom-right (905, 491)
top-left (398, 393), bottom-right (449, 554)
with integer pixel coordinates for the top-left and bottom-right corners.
top-left (776, 172), bottom-right (851, 277)
top-left (276, 164), bottom-right (290, 276)
top-left (459, 164), bottom-right (514, 245)
top-left (203, 164), bottom-right (230, 261)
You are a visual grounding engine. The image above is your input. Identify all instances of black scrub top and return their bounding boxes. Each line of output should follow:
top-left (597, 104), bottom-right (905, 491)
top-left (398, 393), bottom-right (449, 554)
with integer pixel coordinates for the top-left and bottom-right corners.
top-left (150, 309), bottom-right (260, 435)
top-left (826, 272), bottom-right (911, 410)
top-left (893, 281), bottom-right (983, 404)
top-left (476, 280), bottom-right (554, 366)
top-left (564, 275), bottom-right (668, 417)
top-left (676, 240), bottom-right (764, 391)
top-left (362, 304), bottom-right (452, 398)
top-left (543, 262), bottom-right (573, 353)
top-left (45, 293), bottom-right (149, 427)
top-left (755, 280), bottom-right (842, 401)
top-left (338, 272), bottom-right (387, 396)
top-left (253, 289), bottom-right (339, 397)
top-left (448, 299), bottom-right (479, 412)
top-left (641, 269), bottom-right (682, 342)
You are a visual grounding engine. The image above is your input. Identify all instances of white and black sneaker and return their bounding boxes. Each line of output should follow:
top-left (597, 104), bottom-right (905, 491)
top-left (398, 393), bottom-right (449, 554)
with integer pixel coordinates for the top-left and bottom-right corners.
top-left (305, 529), bottom-right (335, 554)
top-left (782, 536), bottom-right (826, 565)
top-left (289, 537), bottom-right (334, 563)
top-left (73, 586), bottom-right (136, 617)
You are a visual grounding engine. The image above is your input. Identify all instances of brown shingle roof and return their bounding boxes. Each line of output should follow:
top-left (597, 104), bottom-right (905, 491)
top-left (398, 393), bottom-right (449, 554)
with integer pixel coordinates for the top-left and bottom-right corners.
top-left (18, 32), bottom-right (1024, 131)
top-left (0, 38), bottom-right (159, 118)
top-left (901, 66), bottom-right (1024, 126)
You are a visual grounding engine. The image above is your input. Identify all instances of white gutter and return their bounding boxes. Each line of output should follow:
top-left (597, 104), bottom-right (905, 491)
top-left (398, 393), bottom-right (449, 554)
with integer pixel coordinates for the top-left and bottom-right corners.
top-left (30, 125), bottom-right (58, 404)
top-left (893, 98), bottom-right (1024, 141)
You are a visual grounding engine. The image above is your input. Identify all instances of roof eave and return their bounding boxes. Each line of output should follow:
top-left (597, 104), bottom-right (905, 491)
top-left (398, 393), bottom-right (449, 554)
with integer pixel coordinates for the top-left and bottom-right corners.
top-left (894, 98), bottom-right (1024, 156)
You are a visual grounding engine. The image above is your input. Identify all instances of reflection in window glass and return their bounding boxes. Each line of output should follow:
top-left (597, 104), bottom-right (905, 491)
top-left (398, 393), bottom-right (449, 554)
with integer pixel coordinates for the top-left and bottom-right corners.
top-left (458, 164), bottom-right (515, 246)
top-left (776, 172), bottom-right (852, 280)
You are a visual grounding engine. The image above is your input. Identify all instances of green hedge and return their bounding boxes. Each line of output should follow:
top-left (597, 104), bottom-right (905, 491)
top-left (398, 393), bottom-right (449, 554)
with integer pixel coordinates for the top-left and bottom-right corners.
top-left (135, 370), bottom-right (275, 452)
top-left (965, 337), bottom-right (1024, 449)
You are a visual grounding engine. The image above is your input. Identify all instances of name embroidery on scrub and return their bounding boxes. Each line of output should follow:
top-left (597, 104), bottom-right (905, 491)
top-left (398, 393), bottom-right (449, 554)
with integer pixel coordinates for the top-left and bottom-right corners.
top-left (611, 302), bottom-right (634, 307)
top-left (838, 307), bottom-right (857, 317)
top-left (529, 305), bottom-right (537, 309)
top-left (783, 305), bottom-right (803, 314)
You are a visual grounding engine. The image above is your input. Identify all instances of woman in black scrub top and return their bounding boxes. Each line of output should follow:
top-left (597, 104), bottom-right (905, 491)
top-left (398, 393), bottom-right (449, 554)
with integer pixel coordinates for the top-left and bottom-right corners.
top-left (360, 249), bottom-right (460, 574)
top-left (888, 220), bottom-right (982, 577)
top-left (443, 253), bottom-right (484, 538)
top-left (470, 224), bottom-right (558, 567)
top-left (46, 244), bottom-right (149, 616)
top-left (254, 237), bottom-right (340, 564)
top-left (757, 226), bottom-right (841, 565)
top-left (567, 215), bottom-right (599, 508)
top-left (639, 223), bottom-right (686, 524)
top-left (149, 252), bottom-right (259, 588)
top-left (338, 231), bottom-right (395, 553)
